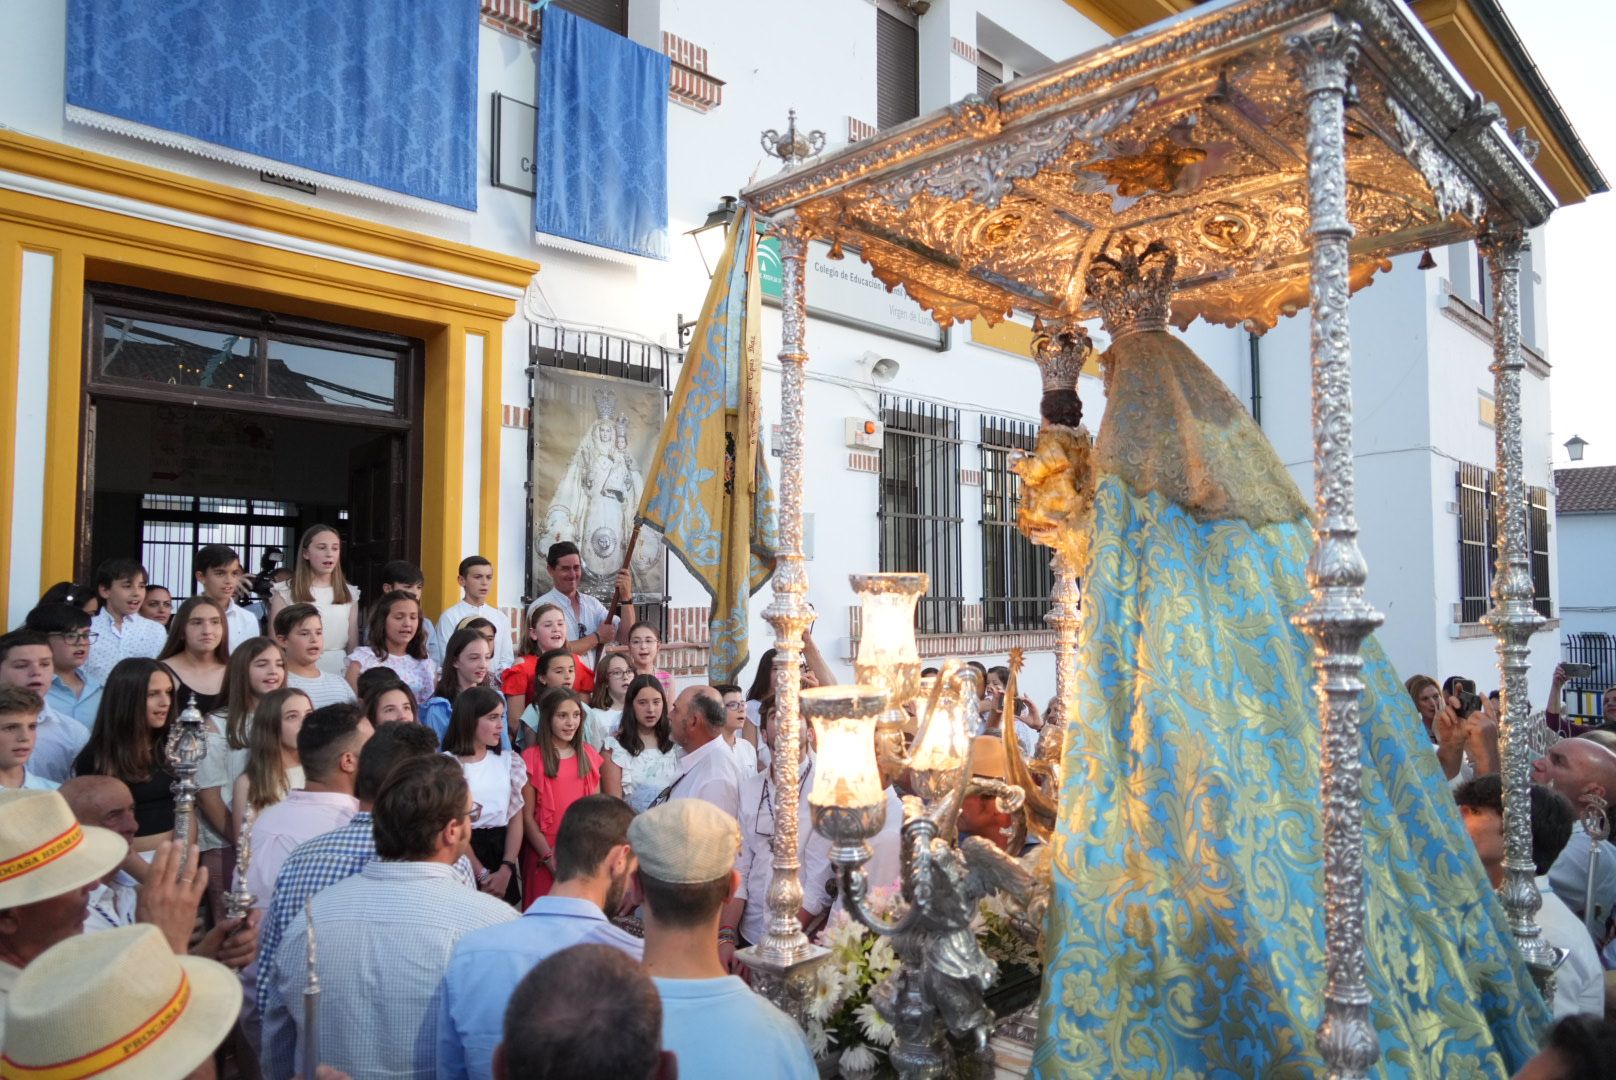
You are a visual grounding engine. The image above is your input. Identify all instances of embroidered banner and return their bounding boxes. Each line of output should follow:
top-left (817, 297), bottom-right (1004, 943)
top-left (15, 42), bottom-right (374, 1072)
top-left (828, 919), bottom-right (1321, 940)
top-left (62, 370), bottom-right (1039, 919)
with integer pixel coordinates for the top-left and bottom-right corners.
top-left (535, 9), bottom-right (670, 259)
top-left (65, 0), bottom-right (479, 213)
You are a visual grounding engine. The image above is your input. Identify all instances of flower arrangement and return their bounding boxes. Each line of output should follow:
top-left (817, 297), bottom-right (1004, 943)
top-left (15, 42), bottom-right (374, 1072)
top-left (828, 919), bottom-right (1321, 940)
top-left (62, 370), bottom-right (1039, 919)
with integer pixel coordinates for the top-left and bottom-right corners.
top-left (806, 887), bottom-right (1042, 1077)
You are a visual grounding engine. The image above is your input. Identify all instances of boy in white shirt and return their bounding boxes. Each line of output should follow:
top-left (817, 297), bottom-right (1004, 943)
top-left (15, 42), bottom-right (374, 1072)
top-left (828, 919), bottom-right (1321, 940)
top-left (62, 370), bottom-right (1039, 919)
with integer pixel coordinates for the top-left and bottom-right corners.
top-left (274, 604), bottom-right (357, 709)
top-left (83, 558), bottom-right (168, 682)
top-left (438, 556), bottom-right (514, 677)
top-left (195, 543), bottom-right (262, 652)
top-left (0, 687), bottom-right (58, 791)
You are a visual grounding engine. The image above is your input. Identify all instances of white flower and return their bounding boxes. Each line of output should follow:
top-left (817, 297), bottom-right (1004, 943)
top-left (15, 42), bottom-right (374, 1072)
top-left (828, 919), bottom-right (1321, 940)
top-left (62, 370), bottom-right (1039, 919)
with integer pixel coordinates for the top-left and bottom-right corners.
top-left (807, 967), bottom-right (844, 1022)
top-left (854, 1001), bottom-right (897, 1047)
top-left (805, 1021), bottom-right (830, 1057)
top-left (866, 935), bottom-right (898, 976)
top-left (840, 1043), bottom-right (879, 1073)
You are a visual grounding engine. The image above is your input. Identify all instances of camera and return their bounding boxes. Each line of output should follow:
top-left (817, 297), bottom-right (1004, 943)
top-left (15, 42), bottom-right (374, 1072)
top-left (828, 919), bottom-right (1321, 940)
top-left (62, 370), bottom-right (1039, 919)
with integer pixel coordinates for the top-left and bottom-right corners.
top-left (1454, 689), bottom-right (1484, 718)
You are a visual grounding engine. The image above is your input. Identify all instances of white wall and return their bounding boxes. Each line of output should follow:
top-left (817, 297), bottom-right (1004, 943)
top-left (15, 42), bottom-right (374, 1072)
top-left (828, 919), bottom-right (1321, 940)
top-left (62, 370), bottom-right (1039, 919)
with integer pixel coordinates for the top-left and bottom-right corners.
top-left (1557, 513), bottom-right (1616, 640)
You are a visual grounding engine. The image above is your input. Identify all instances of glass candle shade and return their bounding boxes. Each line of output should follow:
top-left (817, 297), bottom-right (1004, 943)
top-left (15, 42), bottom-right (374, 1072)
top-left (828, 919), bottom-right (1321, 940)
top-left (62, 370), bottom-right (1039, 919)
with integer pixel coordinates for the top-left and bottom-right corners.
top-left (909, 692), bottom-right (970, 776)
top-left (851, 573), bottom-right (927, 709)
top-left (804, 686), bottom-right (887, 812)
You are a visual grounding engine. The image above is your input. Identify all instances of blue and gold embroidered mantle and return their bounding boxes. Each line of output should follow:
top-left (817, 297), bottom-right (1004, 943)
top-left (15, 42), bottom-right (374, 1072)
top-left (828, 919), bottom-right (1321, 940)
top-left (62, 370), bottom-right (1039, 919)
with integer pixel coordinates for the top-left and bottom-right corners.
top-left (1033, 330), bottom-right (1546, 1078)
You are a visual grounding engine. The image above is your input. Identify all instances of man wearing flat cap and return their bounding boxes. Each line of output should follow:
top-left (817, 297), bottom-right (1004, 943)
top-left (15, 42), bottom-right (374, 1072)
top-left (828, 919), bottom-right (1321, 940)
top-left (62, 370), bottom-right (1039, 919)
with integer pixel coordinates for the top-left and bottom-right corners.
top-left (632, 799), bottom-right (816, 1079)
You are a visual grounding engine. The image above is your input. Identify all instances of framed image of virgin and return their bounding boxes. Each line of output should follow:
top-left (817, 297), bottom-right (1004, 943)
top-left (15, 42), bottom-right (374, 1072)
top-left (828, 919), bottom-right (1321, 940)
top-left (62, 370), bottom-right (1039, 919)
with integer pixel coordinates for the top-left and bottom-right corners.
top-left (529, 366), bottom-right (666, 604)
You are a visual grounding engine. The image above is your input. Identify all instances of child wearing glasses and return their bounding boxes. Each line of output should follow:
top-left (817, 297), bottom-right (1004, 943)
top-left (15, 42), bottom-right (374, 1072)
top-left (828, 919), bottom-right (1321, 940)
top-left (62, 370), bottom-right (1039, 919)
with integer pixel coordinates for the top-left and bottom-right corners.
top-left (26, 602), bottom-right (105, 728)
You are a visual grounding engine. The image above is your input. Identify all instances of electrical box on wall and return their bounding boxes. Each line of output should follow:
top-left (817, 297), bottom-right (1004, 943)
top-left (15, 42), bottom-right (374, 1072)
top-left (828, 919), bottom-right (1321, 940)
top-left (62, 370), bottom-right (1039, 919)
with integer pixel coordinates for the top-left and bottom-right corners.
top-left (845, 416), bottom-right (883, 450)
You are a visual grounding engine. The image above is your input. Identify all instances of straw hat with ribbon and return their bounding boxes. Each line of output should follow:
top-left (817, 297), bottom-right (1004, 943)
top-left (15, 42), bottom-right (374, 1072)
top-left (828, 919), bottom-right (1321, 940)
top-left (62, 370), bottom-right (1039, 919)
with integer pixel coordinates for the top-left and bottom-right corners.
top-left (0, 790), bottom-right (125, 911)
top-left (2, 924), bottom-right (240, 1079)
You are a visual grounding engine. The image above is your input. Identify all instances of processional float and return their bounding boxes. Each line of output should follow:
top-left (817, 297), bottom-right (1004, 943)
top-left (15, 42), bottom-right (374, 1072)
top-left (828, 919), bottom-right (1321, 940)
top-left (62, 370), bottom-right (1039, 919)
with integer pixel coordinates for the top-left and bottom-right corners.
top-left (730, 0), bottom-right (1559, 1076)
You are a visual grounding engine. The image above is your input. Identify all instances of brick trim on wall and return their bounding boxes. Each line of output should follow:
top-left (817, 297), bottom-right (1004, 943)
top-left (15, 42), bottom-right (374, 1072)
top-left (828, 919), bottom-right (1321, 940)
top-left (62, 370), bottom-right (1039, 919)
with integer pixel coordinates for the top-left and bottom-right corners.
top-left (481, 0), bottom-right (538, 39)
top-left (502, 405), bottom-right (531, 429)
top-left (951, 37), bottom-right (979, 64)
top-left (663, 32), bottom-right (725, 112)
top-left (848, 116), bottom-right (878, 143)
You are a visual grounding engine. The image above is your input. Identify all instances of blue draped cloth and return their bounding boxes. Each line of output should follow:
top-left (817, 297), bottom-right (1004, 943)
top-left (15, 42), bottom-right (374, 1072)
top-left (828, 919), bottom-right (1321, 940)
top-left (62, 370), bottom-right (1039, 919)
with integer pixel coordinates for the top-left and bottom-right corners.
top-left (65, 0), bottom-right (478, 211)
top-left (1033, 328), bottom-right (1547, 1078)
top-left (535, 8), bottom-right (669, 259)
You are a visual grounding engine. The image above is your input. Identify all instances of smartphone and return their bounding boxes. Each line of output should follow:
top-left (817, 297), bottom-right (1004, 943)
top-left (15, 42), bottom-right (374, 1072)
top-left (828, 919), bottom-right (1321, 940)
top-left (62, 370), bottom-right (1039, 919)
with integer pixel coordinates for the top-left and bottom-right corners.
top-left (1561, 662), bottom-right (1597, 679)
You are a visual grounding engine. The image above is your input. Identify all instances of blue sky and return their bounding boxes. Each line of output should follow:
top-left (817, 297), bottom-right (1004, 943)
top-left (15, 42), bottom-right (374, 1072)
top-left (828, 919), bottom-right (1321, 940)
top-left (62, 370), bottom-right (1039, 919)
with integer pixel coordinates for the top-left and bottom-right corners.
top-left (1505, 0), bottom-right (1612, 467)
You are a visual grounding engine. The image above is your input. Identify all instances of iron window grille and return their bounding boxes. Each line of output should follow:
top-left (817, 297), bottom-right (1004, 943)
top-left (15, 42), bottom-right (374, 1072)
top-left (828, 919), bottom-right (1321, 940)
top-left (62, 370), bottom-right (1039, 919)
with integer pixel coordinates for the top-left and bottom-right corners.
top-left (139, 496), bottom-right (299, 601)
top-left (1456, 462), bottom-right (1552, 623)
top-left (980, 416), bottom-right (1053, 631)
top-left (879, 395), bottom-right (964, 635)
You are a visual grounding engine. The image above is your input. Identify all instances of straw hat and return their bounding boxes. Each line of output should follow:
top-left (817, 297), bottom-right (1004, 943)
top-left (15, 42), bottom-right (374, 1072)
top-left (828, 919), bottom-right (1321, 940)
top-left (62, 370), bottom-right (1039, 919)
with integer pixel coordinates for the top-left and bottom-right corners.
top-left (0, 789), bottom-right (125, 909)
top-left (629, 799), bottom-right (740, 883)
top-left (3, 924), bottom-right (240, 1079)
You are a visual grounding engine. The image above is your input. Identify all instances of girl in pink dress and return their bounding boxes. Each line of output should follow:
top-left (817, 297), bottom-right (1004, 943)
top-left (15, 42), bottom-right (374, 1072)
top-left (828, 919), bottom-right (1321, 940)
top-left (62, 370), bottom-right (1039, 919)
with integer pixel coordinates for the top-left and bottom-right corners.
top-left (519, 687), bottom-right (622, 899)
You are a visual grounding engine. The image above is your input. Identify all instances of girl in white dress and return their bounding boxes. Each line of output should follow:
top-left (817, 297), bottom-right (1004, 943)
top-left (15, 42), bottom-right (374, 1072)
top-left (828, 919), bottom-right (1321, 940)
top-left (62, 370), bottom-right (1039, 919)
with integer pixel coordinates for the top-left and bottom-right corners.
top-left (345, 591), bottom-right (436, 705)
top-left (268, 524), bottom-right (359, 676)
top-left (605, 674), bottom-right (679, 814)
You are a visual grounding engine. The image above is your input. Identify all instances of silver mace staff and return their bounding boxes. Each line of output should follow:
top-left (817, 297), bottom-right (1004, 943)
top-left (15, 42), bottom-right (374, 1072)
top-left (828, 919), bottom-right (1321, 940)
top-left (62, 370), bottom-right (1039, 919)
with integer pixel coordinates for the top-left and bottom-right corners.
top-left (303, 899), bottom-right (320, 1079)
top-left (165, 693), bottom-right (207, 849)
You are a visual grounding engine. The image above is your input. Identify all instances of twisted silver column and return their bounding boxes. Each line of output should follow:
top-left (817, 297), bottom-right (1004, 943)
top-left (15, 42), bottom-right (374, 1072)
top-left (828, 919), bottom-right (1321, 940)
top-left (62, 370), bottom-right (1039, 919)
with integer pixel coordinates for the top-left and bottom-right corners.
top-left (1479, 224), bottom-right (1553, 987)
top-left (1290, 19), bottom-right (1383, 1079)
top-left (736, 215), bottom-right (829, 1014)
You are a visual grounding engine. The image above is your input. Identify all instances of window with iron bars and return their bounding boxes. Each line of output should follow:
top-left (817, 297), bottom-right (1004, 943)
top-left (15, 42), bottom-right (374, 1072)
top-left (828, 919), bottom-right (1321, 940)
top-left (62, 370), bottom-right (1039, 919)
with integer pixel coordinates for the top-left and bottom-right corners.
top-left (980, 416), bottom-right (1053, 631)
top-left (880, 396), bottom-right (964, 635)
top-left (1456, 462), bottom-right (1552, 623)
top-left (139, 495), bottom-right (299, 601)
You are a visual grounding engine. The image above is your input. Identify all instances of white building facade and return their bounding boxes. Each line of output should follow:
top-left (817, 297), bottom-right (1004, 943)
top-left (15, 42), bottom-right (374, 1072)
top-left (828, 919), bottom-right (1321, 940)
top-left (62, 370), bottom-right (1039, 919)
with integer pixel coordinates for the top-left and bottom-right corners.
top-left (0, 0), bottom-right (1599, 707)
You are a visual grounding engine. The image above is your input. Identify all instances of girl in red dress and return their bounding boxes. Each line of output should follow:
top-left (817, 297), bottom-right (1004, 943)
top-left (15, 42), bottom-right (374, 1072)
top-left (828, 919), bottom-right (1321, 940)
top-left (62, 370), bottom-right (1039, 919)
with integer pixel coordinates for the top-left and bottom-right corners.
top-left (519, 686), bottom-right (621, 898)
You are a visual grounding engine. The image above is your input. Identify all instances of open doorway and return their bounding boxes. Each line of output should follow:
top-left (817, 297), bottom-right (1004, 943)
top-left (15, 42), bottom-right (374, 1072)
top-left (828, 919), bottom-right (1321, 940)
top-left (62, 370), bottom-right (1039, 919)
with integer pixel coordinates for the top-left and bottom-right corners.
top-left (80, 284), bottom-right (421, 610)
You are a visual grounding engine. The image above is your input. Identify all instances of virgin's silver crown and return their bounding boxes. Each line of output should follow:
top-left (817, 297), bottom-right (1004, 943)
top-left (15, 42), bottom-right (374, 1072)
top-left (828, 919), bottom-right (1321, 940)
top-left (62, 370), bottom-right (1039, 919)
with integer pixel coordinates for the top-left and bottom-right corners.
top-left (1030, 322), bottom-right (1092, 393)
top-left (1086, 238), bottom-right (1177, 337)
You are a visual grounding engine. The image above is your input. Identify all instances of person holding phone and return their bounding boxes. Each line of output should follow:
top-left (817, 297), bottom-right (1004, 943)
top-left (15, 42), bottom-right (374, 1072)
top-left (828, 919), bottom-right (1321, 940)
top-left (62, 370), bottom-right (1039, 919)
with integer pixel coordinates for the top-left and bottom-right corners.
top-left (1545, 662), bottom-right (1616, 735)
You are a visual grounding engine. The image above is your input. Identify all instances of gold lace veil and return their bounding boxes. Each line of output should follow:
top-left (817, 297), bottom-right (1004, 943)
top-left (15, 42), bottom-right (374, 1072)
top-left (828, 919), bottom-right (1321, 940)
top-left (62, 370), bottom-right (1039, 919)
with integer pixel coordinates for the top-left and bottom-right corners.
top-left (1088, 240), bottom-right (1308, 528)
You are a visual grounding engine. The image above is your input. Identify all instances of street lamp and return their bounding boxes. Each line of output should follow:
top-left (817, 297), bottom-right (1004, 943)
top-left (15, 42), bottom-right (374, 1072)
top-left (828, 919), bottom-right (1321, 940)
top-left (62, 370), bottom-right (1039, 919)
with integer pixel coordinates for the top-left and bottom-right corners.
top-left (687, 195), bottom-right (739, 279)
top-left (1565, 434), bottom-right (1589, 462)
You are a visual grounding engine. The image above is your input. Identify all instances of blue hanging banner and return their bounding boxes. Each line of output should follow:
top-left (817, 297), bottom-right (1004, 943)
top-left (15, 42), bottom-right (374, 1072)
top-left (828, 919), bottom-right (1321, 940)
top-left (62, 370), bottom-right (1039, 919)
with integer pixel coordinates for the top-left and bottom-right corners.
top-left (535, 8), bottom-right (670, 260)
top-left (65, 0), bottom-right (479, 214)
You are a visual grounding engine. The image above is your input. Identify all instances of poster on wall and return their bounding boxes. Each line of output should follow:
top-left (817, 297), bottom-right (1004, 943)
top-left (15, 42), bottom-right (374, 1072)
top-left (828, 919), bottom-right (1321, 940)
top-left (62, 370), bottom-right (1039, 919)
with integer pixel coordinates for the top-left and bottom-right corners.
top-left (530, 367), bottom-right (666, 605)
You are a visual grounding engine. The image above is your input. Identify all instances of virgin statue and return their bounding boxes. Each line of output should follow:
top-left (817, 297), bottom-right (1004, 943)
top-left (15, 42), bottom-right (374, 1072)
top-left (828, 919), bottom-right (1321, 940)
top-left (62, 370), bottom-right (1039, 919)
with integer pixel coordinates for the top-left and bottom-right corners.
top-left (1032, 241), bottom-right (1545, 1077)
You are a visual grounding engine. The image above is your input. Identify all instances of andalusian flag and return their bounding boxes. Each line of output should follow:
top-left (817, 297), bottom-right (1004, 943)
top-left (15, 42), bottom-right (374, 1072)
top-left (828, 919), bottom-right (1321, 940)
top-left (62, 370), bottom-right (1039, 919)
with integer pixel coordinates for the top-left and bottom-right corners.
top-left (637, 207), bottom-right (777, 683)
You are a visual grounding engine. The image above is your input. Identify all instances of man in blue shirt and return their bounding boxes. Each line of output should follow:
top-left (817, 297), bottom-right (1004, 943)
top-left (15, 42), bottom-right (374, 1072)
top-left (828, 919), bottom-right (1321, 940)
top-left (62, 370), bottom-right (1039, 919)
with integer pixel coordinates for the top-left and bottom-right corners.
top-left (493, 944), bottom-right (674, 1080)
top-left (438, 795), bottom-right (642, 1080)
top-left (257, 720), bottom-right (470, 1017)
top-left (633, 800), bottom-right (817, 1080)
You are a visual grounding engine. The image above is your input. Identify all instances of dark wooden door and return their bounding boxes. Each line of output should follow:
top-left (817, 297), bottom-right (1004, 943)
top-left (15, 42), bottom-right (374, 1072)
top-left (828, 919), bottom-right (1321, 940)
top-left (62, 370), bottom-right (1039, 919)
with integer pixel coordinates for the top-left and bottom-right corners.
top-left (346, 433), bottom-right (405, 605)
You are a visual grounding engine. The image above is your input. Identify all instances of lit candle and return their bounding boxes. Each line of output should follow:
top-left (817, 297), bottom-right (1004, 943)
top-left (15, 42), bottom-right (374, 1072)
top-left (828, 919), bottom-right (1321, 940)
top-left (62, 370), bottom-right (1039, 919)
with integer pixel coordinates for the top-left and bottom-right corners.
top-left (802, 687), bottom-right (886, 812)
top-left (909, 693), bottom-right (970, 774)
top-left (852, 573), bottom-right (926, 671)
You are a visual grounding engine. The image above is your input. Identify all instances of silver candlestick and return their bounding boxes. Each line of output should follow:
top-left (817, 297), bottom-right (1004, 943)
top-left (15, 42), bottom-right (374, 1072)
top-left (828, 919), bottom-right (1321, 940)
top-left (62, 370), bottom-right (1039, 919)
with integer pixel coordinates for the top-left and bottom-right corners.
top-left (165, 693), bottom-right (207, 849)
top-left (224, 805), bottom-right (257, 920)
top-left (812, 664), bottom-right (1037, 1078)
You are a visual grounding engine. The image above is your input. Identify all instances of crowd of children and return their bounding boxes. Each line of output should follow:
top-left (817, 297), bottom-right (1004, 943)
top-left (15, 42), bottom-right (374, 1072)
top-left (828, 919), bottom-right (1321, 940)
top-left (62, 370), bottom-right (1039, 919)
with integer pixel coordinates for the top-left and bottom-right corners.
top-left (0, 532), bottom-right (719, 917)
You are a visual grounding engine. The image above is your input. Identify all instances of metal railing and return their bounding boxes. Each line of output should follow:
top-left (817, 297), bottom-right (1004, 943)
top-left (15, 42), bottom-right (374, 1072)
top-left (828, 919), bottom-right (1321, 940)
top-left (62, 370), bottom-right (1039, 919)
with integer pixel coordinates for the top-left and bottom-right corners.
top-left (1456, 462), bottom-right (1552, 623)
top-left (1562, 633), bottom-right (1616, 722)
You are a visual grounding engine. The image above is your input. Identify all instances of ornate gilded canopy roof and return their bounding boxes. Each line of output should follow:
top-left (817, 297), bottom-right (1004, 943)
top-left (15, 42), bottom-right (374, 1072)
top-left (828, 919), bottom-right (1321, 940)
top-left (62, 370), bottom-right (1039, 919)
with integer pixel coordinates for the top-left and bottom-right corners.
top-left (741, 0), bottom-right (1555, 332)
